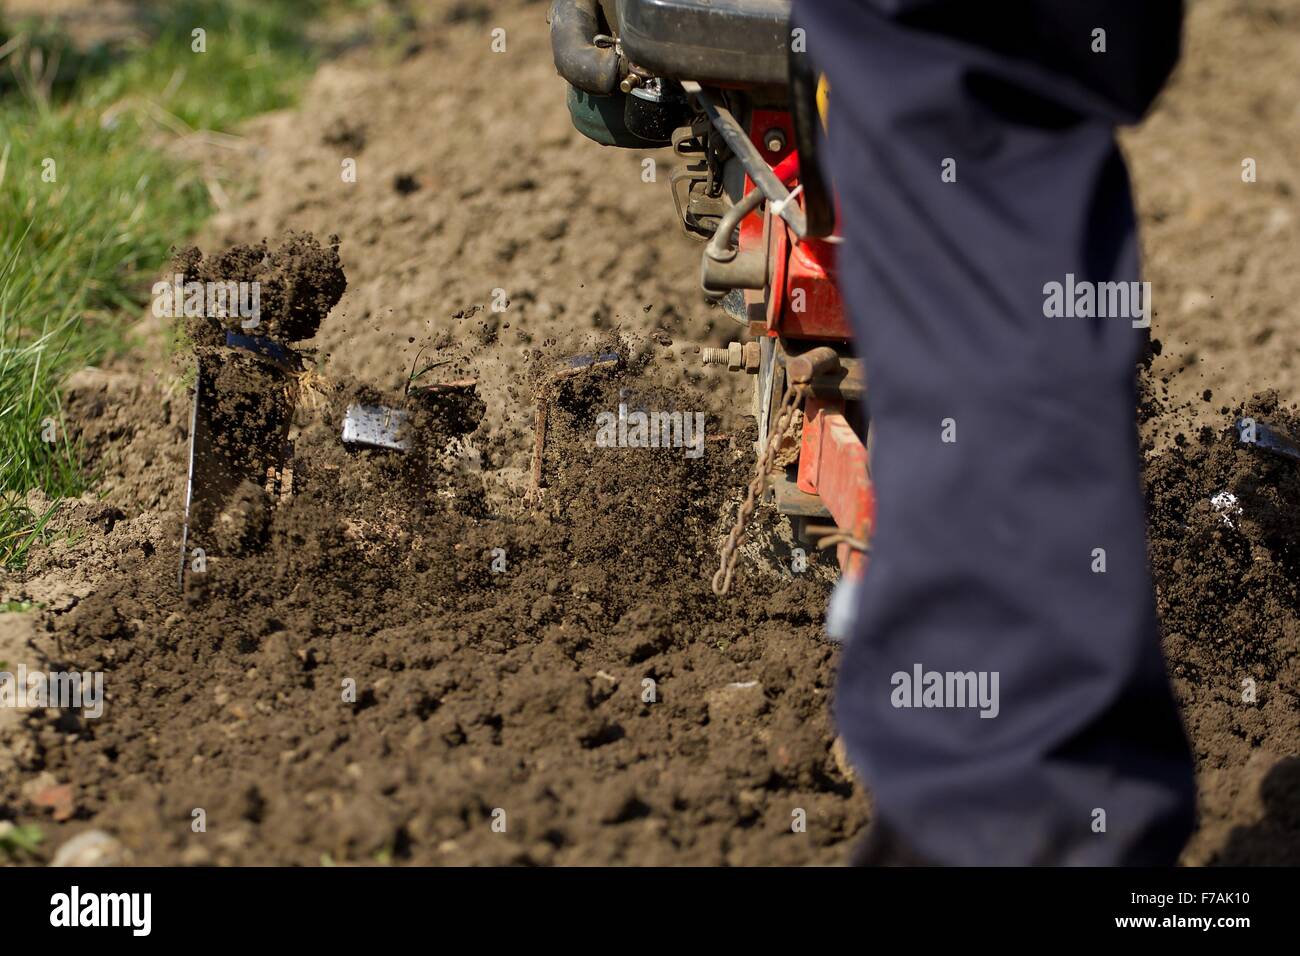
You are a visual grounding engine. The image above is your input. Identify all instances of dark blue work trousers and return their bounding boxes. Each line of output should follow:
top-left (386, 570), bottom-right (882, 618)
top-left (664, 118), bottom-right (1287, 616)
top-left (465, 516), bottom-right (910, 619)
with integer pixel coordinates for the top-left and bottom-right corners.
top-left (793, 0), bottom-right (1196, 864)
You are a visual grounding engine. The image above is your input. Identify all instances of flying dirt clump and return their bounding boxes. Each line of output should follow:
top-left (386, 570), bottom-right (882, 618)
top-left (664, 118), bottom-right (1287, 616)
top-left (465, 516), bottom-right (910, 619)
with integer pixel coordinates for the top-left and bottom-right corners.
top-left (173, 231), bottom-right (346, 345)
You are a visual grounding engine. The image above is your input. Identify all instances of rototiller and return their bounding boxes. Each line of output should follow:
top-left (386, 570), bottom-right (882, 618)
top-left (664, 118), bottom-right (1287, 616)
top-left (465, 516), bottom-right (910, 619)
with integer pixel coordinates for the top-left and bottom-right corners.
top-left (548, 0), bottom-right (873, 594)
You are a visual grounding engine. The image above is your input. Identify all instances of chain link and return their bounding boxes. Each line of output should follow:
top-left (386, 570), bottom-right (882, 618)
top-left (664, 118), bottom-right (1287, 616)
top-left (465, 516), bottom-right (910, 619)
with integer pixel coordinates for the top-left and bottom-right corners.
top-left (712, 381), bottom-right (809, 595)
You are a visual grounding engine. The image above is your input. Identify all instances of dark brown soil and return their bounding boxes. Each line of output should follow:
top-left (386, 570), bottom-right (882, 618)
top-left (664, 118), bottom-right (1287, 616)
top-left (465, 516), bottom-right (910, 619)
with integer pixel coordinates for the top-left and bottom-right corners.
top-left (17, 226), bottom-right (1299, 865)
top-left (1144, 393), bottom-right (1300, 863)
top-left (5, 275), bottom-right (854, 865)
top-left (176, 232), bottom-right (346, 345)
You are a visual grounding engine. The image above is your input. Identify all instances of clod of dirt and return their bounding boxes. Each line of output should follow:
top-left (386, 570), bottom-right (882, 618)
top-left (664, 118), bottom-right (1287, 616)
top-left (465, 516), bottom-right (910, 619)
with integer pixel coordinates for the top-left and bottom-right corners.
top-left (321, 117), bottom-right (366, 153)
top-left (175, 231), bottom-right (346, 344)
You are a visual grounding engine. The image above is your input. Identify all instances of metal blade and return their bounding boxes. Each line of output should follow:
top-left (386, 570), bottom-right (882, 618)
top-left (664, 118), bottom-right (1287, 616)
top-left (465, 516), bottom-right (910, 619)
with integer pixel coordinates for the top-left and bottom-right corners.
top-left (530, 353), bottom-right (622, 492)
top-left (341, 404), bottom-right (410, 451)
top-left (1237, 418), bottom-right (1300, 462)
top-left (179, 351), bottom-right (296, 588)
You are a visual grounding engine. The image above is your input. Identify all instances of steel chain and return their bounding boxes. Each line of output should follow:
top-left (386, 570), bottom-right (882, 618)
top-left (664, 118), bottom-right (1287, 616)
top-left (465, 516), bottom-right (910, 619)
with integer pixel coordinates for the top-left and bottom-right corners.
top-left (712, 381), bottom-right (809, 595)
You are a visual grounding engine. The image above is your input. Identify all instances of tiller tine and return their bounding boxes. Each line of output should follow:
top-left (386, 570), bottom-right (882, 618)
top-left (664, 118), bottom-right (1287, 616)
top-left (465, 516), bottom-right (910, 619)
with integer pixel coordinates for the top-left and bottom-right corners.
top-left (530, 352), bottom-right (621, 493)
top-left (1237, 418), bottom-right (1300, 463)
top-left (179, 332), bottom-right (300, 588)
top-left (340, 379), bottom-right (479, 452)
top-left (342, 404), bottom-right (411, 451)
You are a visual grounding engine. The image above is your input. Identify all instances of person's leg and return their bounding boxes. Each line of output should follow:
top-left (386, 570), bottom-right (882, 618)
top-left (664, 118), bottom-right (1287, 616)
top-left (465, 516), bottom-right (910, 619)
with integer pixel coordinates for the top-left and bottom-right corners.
top-left (794, 0), bottom-right (1195, 864)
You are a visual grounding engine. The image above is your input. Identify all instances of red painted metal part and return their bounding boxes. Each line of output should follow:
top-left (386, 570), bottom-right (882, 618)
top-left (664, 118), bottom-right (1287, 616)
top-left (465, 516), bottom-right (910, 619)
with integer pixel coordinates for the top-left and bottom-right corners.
top-left (775, 236), bottom-right (851, 340)
top-left (738, 110), bottom-right (793, 257)
top-left (738, 111), bottom-right (874, 576)
top-left (797, 398), bottom-right (875, 578)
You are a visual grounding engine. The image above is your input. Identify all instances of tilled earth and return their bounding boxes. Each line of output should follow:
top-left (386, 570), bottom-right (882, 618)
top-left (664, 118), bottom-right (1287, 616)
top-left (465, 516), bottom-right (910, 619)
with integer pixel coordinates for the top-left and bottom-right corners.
top-left (1145, 392), bottom-right (1300, 865)
top-left (2, 0), bottom-right (1299, 865)
top-left (27, 328), bottom-right (848, 866)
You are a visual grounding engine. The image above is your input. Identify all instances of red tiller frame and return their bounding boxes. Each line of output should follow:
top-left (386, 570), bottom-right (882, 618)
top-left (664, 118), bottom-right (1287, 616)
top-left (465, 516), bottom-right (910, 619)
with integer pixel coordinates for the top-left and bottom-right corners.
top-left (797, 397), bottom-right (875, 578)
top-left (738, 111), bottom-right (874, 578)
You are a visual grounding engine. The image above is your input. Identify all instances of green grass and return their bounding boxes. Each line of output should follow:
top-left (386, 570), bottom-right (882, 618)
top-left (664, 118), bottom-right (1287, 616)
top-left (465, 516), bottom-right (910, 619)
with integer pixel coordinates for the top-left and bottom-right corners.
top-left (0, 821), bottom-right (45, 861)
top-left (0, 1), bottom-right (331, 568)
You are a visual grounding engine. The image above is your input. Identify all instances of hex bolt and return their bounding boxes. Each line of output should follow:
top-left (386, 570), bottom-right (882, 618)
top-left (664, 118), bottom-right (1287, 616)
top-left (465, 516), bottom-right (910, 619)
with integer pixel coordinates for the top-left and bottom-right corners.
top-left (702, 342), bottom-right (744, 370)
top-left (764, 128), bottom-right (787, 153)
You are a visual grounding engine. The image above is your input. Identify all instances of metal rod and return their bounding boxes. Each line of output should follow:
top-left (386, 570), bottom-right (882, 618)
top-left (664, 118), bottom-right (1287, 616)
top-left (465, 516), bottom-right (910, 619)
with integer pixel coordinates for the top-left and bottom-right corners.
top-left (704, 187), bottom-right (764, 264)
top-left (681, 80), bottom-right (807, 239)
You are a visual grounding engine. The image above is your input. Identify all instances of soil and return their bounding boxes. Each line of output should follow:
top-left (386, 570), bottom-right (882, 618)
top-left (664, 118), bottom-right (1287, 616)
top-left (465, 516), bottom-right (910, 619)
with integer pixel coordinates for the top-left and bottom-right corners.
top-left (11, 319), bottom-right (850, 866)
top-left (2, 0), bottom-right (1298, 865)
top-left (1145, 393), bottom-right (1300, 864)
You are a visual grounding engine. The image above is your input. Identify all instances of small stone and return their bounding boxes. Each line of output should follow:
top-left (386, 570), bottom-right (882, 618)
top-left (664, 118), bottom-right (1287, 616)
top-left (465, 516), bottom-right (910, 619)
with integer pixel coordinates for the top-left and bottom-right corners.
top-left (32, 783), bottom-right (76, 821)
top-left (51, 829), bottom-right (125, 867)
